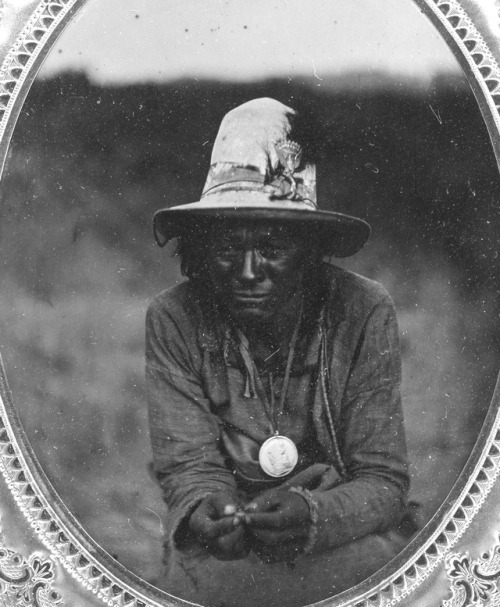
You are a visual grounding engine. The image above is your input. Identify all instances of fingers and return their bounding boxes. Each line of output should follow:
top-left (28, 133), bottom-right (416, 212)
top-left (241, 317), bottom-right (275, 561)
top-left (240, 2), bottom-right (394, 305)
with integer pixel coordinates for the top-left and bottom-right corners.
top-left (245, 492), bottom-right (310, 530)
top-left (245, 510), bottom-right (289, 530)
top-left (189, 492), bottom-right (244, 545)
top-left (189, 490), bottom-right (311, 559)
top-left (209, 493), bottom-right (240, 518)
top-left (209, 514), bottom-right (242, 538)
top-left (214, 526), bottom-right (250, 560)
top-left (245, 492), bottom-right (281, 515)
top-left (191, 509), bottom-right (241, 542)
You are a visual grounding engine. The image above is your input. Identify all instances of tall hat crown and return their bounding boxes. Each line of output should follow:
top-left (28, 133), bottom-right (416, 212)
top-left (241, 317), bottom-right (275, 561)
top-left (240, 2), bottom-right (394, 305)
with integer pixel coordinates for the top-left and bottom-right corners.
top-left (153, 97), bottom-right (370, 257)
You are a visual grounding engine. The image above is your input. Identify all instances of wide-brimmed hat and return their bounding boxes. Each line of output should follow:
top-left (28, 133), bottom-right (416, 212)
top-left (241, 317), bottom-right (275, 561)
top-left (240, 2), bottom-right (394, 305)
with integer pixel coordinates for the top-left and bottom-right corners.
top-left (153, 97), bottom-right (370, 257)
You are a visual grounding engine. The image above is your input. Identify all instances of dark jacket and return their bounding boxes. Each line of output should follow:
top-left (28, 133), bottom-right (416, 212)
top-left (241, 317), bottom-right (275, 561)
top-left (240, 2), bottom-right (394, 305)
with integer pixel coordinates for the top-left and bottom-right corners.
top-left (146, 263), bottom-right (409, 562)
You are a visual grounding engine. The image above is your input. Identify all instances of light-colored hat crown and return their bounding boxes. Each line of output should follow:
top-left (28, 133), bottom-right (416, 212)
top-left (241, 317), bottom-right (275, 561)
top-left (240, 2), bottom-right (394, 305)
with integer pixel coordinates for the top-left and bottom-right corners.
top-left (201, 98), bottom-right (316, 209)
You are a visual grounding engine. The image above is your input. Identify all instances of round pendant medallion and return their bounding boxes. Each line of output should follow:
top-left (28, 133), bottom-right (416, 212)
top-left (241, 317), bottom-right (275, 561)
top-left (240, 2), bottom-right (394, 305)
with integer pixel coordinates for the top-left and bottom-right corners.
top-left (259, 435), bottom-right (298, 478)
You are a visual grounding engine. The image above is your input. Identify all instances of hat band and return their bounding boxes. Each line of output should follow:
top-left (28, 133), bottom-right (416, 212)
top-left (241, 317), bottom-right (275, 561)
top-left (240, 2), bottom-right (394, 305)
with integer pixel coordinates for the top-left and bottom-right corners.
top-left (202, 162), bottom-right (317, 208)
top-left (202, 163), bottom-right (265, 196)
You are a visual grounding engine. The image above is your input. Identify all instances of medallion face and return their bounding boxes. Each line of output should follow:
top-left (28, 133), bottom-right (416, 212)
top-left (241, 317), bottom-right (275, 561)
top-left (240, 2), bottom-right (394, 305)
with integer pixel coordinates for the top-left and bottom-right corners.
top-left (259, 435), bottom-right (299, 477)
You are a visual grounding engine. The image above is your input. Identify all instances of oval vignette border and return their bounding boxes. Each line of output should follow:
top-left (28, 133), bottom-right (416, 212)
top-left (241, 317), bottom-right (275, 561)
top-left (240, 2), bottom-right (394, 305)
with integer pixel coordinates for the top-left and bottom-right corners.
top-left (0, 1), bottom-right (499, 606)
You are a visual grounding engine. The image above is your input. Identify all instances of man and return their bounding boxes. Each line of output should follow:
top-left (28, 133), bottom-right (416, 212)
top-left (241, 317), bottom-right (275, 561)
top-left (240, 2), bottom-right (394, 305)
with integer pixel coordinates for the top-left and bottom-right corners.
top-left (147, 98), bottom-right (409, 607)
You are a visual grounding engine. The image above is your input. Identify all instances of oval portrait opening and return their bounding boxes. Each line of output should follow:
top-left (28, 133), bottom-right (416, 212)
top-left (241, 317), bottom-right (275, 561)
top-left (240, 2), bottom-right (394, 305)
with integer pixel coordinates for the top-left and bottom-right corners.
top-left (0, 0), bottom-right (499, 605)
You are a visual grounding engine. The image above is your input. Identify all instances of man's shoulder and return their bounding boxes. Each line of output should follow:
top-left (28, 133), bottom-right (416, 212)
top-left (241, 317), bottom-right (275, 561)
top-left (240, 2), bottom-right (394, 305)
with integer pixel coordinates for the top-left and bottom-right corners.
top-left (324, 263), bottom-right (394, 312)
top-left (147, 281), bottom-right (199, 323)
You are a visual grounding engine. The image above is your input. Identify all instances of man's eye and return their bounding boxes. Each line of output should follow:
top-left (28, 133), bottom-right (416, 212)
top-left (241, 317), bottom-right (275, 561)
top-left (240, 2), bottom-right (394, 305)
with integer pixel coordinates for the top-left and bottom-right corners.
top-left (214, 245), bottom-right (238, 257)
top-left (259, 246), bottom-right (287, 258)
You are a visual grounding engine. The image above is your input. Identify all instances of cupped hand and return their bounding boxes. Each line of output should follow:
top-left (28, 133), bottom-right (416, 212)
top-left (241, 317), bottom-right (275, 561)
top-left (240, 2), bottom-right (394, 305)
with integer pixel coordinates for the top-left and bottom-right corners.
top-left (244, 489), bottom-right (311, 562)
top-left (189, 491), bottom-right (250, 560)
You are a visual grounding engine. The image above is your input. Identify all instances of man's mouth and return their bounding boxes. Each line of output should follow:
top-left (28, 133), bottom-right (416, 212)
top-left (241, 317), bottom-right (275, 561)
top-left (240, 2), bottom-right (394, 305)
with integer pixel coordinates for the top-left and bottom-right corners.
top-left (233, 292), bottom-right (270, 304)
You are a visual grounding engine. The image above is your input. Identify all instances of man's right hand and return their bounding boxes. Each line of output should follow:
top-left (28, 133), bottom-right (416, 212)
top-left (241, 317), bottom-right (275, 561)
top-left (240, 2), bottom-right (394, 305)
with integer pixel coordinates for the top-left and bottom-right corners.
top-left (189, 492), bottom-right (250, 560)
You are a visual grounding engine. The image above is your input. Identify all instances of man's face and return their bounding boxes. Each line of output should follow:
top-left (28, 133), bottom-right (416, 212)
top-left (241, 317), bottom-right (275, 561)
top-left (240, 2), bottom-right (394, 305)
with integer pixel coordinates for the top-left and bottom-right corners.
top-left (207, 223), bottom-right (306, 328)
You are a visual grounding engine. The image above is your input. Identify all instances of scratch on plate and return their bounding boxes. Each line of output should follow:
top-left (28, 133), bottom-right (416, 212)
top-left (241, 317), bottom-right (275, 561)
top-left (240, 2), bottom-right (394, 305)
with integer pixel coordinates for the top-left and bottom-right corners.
top-left (311, 60), bottom-right (323, 81)
top-left (429, 104), bottom-right (443, 125)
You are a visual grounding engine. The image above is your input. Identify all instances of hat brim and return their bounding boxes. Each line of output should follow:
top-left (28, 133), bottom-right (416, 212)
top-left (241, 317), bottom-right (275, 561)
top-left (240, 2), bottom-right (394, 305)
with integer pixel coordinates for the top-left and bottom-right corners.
top-left (153, 200), bottom-right (370, 258)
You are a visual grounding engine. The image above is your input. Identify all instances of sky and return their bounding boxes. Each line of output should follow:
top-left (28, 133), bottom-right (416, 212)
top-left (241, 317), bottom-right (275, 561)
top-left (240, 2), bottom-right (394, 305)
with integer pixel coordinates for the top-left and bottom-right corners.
top-left (37, 0), bottom-right (463, 84)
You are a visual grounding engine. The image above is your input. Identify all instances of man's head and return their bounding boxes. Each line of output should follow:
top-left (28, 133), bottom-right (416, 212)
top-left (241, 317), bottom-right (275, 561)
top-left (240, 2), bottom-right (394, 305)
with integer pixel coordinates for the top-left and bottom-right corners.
top-left (176, 220), bottom-right (320, 329)
top-left (155, 98), bottom-right (370, 285)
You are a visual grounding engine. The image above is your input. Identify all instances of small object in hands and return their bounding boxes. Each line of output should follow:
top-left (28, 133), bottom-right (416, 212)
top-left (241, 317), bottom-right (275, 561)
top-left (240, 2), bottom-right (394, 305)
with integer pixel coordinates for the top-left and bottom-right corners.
top-left (222, 505), bottom-right (246, 526)
top-left (223, 504), bottom-right (237, 516)
top-left (234, 509), bottom-right (246, 525)
top-left (259, 435), bottom-right (298, 477)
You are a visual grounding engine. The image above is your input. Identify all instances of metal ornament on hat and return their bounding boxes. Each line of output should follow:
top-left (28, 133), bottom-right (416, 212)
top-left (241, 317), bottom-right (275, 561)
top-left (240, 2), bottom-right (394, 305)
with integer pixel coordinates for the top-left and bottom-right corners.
top-left (273, 139), bottom-right (303, 200)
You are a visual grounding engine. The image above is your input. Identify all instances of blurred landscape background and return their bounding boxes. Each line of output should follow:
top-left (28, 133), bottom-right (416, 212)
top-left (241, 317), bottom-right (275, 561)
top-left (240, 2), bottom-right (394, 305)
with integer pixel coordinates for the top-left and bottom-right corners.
top-left (0, 70), bottom-right (499, 585)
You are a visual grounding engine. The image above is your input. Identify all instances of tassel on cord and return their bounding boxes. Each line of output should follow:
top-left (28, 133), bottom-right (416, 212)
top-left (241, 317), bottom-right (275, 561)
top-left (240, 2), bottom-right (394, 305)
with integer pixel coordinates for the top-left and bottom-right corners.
top-left (236, 330), bottom-right (258, 399)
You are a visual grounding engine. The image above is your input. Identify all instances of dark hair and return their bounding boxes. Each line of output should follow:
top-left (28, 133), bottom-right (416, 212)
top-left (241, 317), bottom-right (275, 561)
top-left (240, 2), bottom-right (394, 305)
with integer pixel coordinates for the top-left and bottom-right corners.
top-left (175, 228), bottom-right (212, 281)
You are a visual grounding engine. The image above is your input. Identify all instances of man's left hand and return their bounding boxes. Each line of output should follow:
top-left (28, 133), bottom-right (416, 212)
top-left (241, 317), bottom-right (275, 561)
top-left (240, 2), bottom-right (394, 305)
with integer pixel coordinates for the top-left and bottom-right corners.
top-left (244, 489), bottom-right (311, 562)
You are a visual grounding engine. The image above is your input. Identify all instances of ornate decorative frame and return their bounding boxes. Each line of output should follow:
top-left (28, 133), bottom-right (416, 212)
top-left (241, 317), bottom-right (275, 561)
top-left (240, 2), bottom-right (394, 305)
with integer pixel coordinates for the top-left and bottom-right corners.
top-left (0, 1), bottom-right (499, 606)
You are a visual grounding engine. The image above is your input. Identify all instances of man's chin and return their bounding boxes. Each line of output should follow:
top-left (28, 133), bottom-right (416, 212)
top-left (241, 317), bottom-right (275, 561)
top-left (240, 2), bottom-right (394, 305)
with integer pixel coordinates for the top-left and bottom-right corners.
top-left (230, 305), bottom-right (273, 327)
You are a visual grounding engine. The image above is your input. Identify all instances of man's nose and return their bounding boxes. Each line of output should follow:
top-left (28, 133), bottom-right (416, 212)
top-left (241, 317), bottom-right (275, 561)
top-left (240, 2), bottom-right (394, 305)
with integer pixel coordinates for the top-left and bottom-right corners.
top-left (240, 249), bottom-right (262, 282)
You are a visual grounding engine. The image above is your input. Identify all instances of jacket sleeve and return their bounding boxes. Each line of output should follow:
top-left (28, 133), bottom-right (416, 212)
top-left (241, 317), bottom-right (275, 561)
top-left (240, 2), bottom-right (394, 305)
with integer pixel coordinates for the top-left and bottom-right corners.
top-left (145, 299), bottom-right (237, 545)
top-left (309, 294), bottom-right (409, 554)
